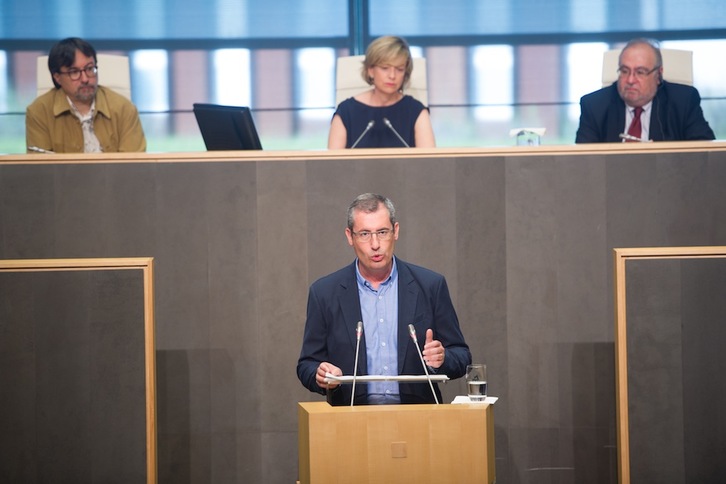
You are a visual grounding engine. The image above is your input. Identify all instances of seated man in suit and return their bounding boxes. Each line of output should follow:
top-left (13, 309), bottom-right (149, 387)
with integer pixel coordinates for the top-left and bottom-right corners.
top-left (297, 193), bottom-right (471, 405)
top-left (575, 38), bottom-right (715, 143)
top-left (26, 37), bottom-right (146, 153)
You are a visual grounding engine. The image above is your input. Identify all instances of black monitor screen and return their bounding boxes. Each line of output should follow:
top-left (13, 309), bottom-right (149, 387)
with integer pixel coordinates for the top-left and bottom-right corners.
top-left (193, 103), bottom-right (263, 151)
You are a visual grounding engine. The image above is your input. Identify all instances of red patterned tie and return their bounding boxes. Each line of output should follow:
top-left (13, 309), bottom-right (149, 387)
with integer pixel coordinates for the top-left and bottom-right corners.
top-left (627, 106), bottom-right (643, 141)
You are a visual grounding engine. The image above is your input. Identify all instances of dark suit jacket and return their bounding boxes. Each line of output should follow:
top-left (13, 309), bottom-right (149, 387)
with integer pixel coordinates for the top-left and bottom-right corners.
top-left (575, 80), bottom-right (715, 143)
top-left (296, 258), bottom-right (471, 405)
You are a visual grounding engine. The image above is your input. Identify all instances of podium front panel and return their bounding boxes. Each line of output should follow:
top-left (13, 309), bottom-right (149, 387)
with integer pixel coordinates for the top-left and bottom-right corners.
top-left (298, 401), bottom-right (495, 484)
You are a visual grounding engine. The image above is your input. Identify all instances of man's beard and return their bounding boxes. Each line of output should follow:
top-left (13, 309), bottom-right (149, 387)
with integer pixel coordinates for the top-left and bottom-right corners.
top-left (75, 84), bottom-right (97, 103)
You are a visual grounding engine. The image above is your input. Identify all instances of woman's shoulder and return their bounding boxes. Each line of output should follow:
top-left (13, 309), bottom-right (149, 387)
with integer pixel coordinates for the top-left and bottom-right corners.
top-left (337, 96), bottom-right (368, 111)
top-left (400, 94), bottom-right (425, 109)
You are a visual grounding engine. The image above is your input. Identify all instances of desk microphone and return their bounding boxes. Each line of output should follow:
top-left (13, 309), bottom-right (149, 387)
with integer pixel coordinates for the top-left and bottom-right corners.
top-left (407, 324), bottom-right (439, 404)
top-left (351, 120), bottom-right (375, 148)
top-left (351, 321), bottom-right (364, 406)
top-left (382, 118), bottom-right (410, 147)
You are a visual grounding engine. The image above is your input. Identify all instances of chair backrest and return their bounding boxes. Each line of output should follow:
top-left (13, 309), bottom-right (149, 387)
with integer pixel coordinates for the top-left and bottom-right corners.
top-left (37, 53), bottom-right (132, 100)
top-left (601, 48), bottom-right (693, 87)
top-left (335, 55), bottom-right (428, 107)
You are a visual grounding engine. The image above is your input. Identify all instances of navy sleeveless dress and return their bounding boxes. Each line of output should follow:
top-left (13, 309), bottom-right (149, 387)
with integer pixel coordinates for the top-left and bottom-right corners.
top-left (334, 95), bottom-right (427, 148)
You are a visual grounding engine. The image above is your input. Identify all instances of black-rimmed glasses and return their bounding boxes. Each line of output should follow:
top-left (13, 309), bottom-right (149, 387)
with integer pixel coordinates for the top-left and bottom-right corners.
top-left (617, 65), bottom-right (659, 80)
top-left (58, 65), bottom-right (98, 81)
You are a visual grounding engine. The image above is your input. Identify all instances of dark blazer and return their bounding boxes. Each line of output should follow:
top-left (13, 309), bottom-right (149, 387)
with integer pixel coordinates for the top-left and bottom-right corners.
top-left (296, 258), bottom-right (471, 406)
top-left (575, 80), bottom-right (715, 143)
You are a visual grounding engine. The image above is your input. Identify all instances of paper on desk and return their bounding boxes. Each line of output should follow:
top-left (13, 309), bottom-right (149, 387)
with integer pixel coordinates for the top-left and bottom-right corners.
top-left (324, 373), bottom-right (449, 384)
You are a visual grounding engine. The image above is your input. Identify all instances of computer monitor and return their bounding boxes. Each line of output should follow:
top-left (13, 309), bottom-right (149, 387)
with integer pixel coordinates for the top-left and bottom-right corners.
top-left (192, 103), bottom-right (263, 151)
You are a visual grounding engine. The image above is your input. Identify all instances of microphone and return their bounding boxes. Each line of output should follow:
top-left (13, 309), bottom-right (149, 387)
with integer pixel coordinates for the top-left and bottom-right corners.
top-left (407, 324), bottom-right (439, 404)
top-left (351, 321), bottom-right (363, 406)
top-left (351, 120), bottom-right (375, 148)
top-left (382, 117), bottom-right (410, 147)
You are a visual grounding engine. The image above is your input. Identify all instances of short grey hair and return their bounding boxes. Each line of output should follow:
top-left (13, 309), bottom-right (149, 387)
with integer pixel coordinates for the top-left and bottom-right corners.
top-left (619, 37), bottom-right (663, 69)
top-left (347, 193), bottom-right (396, 230)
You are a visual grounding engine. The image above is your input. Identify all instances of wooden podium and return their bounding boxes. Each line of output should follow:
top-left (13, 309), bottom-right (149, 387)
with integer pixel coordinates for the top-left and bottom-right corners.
top-left (298, 401), bottom-right (495, 483)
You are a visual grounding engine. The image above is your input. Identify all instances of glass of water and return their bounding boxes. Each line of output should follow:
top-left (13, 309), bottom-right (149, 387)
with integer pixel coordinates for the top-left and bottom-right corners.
top-left (466, 364), bottom-right (487, 402)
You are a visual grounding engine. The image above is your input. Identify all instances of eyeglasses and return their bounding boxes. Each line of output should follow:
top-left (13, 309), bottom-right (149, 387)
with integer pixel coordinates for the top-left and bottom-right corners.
top-left (351, 229), bottom-right (393, 242)
top-left (617, 66), bottom-right (659, 80)
top-left (58, 65), bottom-right (98, 81)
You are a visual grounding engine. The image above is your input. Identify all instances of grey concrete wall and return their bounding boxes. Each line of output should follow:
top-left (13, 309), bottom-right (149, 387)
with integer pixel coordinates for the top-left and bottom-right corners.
top-left (1, 145), bottom-right (725, 483)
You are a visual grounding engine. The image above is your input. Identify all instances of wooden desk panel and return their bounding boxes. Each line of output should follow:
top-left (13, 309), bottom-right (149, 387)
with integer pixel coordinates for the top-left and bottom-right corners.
top-left (2, 140), bottom-right (725, 165)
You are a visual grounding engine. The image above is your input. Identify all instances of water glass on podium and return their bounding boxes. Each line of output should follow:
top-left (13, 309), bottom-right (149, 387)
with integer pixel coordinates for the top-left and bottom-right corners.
top-left (466, 364), bottom-right (487, 402)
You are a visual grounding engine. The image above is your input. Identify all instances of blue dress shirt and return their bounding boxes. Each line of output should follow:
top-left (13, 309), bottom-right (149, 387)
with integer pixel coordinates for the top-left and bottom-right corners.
top-left (356, 258), bottom-right (400, 404)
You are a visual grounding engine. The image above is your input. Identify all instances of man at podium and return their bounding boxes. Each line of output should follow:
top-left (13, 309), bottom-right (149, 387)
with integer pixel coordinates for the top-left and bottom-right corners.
top-left (296, 193), bottom-right (471, 405)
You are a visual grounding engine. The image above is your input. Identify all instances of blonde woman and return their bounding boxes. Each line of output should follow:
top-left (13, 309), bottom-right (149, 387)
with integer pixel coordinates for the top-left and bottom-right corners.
top-left (328, 36), bottom-right (435, 149)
